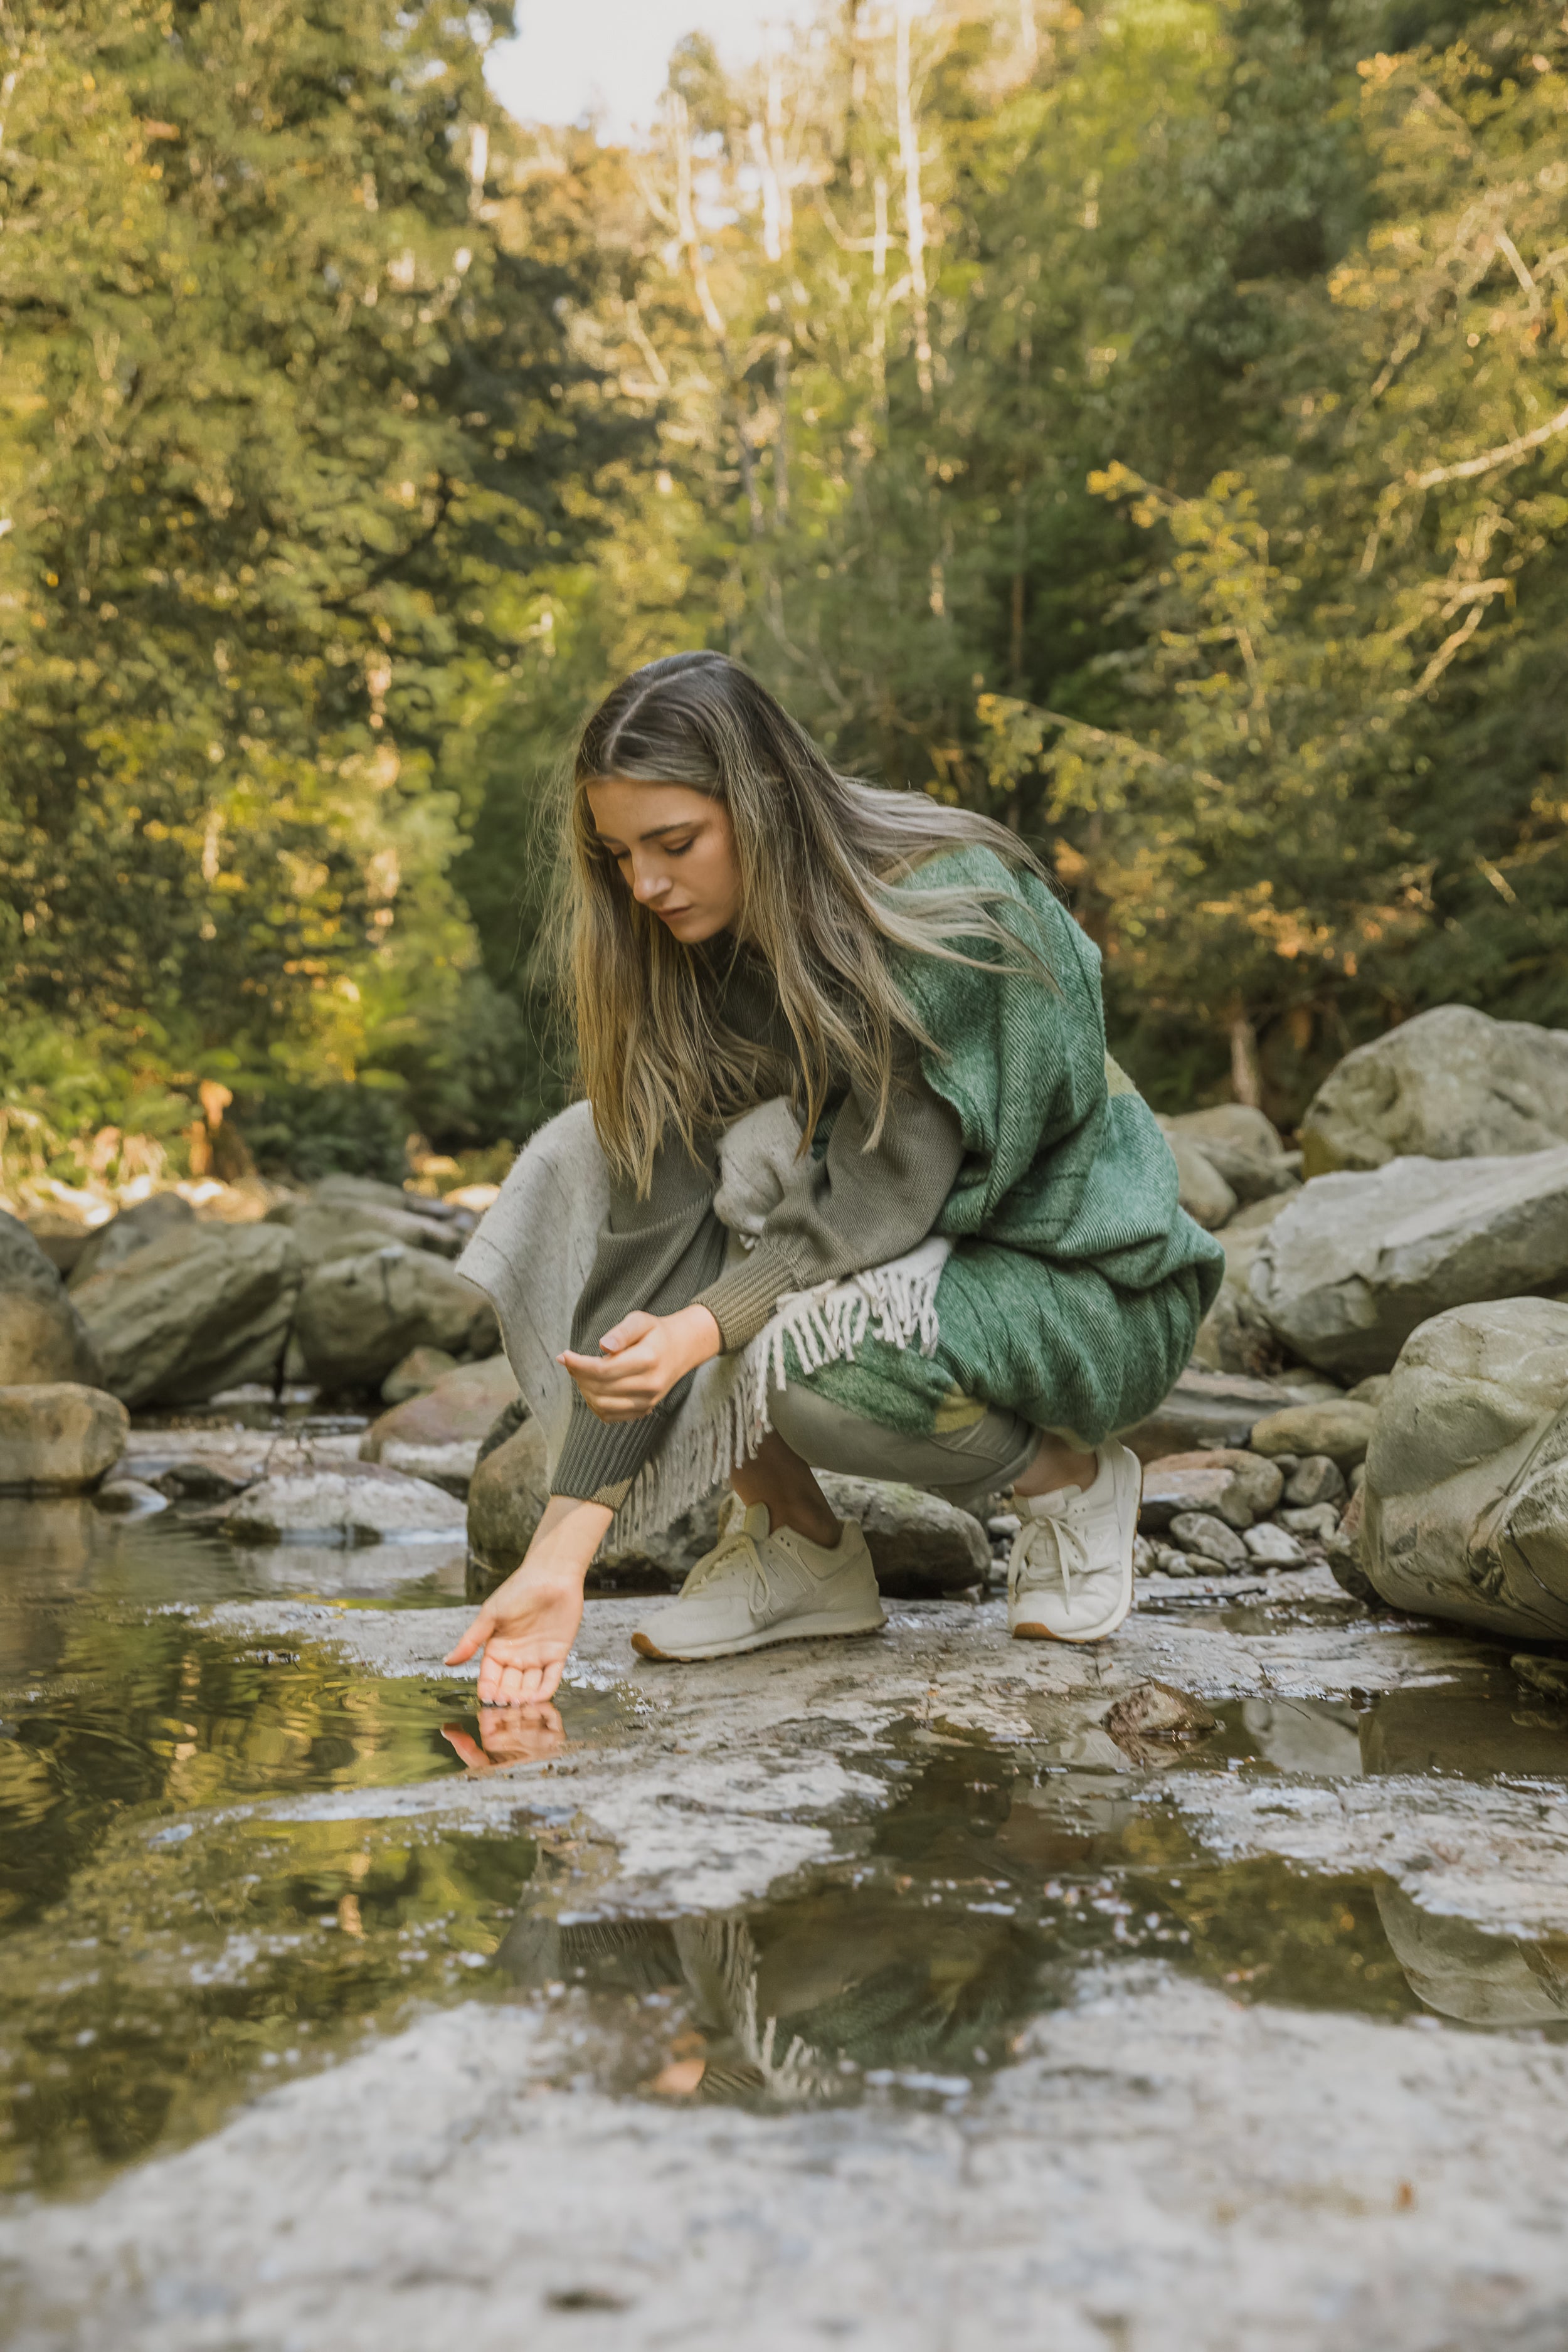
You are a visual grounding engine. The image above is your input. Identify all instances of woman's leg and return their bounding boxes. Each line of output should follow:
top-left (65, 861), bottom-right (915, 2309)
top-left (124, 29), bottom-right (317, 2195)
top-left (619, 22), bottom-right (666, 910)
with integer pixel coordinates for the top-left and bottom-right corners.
top-left (763, 1378), bottom-right (1088, 1518)
top-left (731, 1427), bottom-right (842, 1547)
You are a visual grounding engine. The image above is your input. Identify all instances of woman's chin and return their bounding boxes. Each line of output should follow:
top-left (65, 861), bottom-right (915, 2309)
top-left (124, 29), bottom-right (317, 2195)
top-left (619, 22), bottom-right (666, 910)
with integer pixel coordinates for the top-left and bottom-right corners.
top-left (658, 909), bottom-right (725, 943)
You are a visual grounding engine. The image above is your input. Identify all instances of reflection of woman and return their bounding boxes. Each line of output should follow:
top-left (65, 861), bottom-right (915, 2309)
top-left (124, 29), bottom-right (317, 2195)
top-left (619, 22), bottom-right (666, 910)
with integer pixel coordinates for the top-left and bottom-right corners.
top-left (450, 653), bottom-right (1221, 1700)
top-left (497, 1901), bottom-right (1033, 2104)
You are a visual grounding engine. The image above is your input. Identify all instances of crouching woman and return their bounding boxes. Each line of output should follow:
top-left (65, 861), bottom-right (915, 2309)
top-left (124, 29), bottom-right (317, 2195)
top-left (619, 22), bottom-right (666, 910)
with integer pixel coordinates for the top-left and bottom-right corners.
top-left (447, 652), bottom-right (1222, 1705)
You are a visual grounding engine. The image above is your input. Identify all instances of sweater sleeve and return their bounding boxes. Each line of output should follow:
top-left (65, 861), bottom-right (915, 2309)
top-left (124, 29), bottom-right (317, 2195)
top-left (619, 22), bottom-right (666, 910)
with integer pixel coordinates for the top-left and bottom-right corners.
top-left (551, 1126), bottom-right (728, 1504)
top-left (694, 1037), bottom-right (965, 1352)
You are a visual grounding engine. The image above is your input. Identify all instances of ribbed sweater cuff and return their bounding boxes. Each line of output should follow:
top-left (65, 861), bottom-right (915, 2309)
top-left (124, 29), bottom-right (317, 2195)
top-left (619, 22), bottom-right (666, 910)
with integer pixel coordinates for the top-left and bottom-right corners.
top-left (694, 1239), bottom-right (802, 1352)
top-left (551, 1399), bottom-right (654, 1505)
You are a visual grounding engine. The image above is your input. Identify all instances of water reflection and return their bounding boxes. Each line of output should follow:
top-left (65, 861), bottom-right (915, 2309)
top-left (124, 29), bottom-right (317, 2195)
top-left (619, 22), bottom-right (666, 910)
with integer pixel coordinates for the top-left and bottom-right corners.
top-left (1374, 1882), bottom-right (1568, 2028)
top-left (442, 1704), bottom-right (567, 1769)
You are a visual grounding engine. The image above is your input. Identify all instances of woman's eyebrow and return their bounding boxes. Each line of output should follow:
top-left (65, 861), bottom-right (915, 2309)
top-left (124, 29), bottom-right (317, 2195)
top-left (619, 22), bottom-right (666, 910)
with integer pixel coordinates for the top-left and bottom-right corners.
top-left (595, 819), bottom-right (699, 846)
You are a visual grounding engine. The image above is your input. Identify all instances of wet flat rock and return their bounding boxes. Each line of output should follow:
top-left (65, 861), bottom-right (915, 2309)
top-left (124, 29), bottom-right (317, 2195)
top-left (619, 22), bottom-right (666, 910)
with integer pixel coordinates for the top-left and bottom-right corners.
top-left (6, 1979), bottom-right (1568, 2352)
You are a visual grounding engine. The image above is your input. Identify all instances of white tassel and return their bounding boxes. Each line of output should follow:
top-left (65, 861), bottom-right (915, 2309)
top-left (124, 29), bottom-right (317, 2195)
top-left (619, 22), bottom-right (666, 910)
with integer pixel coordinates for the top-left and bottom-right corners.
top-left (613, 1236), bottom-right (950, 1543)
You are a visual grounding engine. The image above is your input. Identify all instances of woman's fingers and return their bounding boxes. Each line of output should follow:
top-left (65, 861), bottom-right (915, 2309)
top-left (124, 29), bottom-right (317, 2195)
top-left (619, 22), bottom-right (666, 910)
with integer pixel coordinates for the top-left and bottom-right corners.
top-left (598, 1310), bottom-right (659, 1353)
top-left (443, 1611), bottom-right (494, 1667)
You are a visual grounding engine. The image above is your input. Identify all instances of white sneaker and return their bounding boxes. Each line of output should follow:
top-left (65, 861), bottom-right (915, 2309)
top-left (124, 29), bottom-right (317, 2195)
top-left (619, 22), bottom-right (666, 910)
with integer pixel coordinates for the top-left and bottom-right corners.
top-left (1008, 1442), bottom-right (1142, 1643)
top-left (632, 1503), bottom-right (886, 1662)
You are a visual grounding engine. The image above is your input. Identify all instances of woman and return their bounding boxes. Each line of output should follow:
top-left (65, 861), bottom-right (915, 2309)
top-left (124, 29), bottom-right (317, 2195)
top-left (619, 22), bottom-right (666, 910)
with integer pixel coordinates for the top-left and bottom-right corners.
top-left (448, 652), bottom-right (1222, 1706)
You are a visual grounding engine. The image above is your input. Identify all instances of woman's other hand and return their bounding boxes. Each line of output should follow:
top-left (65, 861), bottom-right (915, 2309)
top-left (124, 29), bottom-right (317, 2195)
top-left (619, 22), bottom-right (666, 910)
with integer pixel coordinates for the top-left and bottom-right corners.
top-left (558, 1301), bottom-right (721, 1422)
top-left (443, 1496), bottom-right (612, 1705)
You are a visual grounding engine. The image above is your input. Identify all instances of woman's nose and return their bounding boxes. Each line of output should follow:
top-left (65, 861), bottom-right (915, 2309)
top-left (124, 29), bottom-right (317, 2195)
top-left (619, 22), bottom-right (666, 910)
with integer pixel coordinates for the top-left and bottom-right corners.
top-left (632, 864), bottom-right (667, 902)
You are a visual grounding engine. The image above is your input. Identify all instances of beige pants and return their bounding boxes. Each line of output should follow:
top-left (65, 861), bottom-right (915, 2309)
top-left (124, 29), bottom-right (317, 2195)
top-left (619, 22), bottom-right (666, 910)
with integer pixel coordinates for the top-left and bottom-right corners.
top-left (768, 1379), bottom-right (1039, 1513)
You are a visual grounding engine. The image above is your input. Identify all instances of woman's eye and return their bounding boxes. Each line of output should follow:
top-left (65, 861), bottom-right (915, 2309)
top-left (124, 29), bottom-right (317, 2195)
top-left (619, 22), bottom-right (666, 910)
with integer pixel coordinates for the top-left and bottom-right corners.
top-left (666, 836), bottom-right (694, 857)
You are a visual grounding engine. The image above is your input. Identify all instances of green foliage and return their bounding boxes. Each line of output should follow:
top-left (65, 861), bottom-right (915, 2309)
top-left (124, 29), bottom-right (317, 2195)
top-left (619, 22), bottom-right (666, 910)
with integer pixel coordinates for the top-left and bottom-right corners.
top-left (0, 0), bottom-right (632, 1163)
top-left (6, 0), bottom-right (1567, 1163)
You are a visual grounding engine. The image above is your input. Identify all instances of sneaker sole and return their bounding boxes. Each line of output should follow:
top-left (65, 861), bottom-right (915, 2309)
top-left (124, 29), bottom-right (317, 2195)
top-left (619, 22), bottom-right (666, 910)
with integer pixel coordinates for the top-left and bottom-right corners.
top-left (631, 1608), bottom-right (887, 1663)
top-left (1009, 1445), bottom-right (1142, 1645)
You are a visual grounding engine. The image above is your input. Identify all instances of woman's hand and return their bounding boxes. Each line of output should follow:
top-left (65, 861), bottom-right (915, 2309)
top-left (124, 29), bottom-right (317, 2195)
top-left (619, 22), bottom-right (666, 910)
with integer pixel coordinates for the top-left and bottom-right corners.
top-left (443, 1496), bottom-right (613, 1705)
top-left (559, 1301), bottom-right (721, 1422)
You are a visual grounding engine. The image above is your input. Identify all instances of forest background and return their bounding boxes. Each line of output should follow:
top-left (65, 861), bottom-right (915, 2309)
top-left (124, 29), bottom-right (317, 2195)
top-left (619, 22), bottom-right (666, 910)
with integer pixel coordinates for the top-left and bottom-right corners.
top-left (3, 0), bottom-right (1566, 1200)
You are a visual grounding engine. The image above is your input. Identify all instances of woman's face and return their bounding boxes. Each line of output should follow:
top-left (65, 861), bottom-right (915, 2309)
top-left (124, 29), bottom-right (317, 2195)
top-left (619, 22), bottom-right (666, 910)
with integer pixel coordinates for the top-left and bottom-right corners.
top-left (586, 778), bottom-right (744, 945)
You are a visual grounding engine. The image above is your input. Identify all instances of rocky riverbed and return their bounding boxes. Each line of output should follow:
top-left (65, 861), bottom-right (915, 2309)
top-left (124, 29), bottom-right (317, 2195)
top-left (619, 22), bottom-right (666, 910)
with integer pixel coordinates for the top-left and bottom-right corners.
top-left (9, 1001), bottom-right (1568, 2345)
top-left (3, 1452), bottom-right (1568, 2351)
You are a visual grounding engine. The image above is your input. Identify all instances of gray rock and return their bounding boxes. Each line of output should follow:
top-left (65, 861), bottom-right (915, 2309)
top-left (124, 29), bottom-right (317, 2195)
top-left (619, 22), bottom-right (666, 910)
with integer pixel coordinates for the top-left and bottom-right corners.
top-left (261, 1202), bottom-right (409, 1269)
top-left (1121, 1368), bottom-right (1294, 1461)
top-left (309, 1175), bottom-right (472, 1256)
top-left (1187, 1195), bottom-right (1300, 1376)
top-left (152, 1459), bottom-right (259, 1502)
top-left (465, 1414), bottom-right (551, 1581)
top-left (1347, 1374), bottom-right (1391, 1406)
top-left (1147, 1542), bottom-right (1197, 1577)
top-left (1242, 1521), bottom-right (1306, 1568)
top-left (1362, 1298), bottom-right (1568, 1638)
top-left (1103, 1678), bottom-right (1219, 1764)
top-left (1278, 1502), bottom-right (1342, 1543)
top-left (1161, 1105), bottom-right (1300, 1204)
top-left (359, 1355), bottom-right (517, 1458)
top-left (1302, 1004), bottom-right (1568, 1177)
top-left (813, 1475), bottom-right (990, 1596)
top-left (72, 1223), bottom-right (302, 1407)
top-left (1167, 1512), bottom-right (1250, 1570)
top-left (1249, 1148), bottom-right (1568, 1379)
top-left (0, 1212), bottom-right (103, 1387)
top-left (712, 1479), bottom-right (989, 1596)
top-left (602, 1493), bottom-right (729, 1588)
top-left (294, 1246), bottom-right (498, 1393)
top-left (381, 1346), bottom-right (460, 1405)
top-left (1283, 1453), bottom-right (1347, 1507)
top-left (1158, 1132), bottom-right (1236, 1230)
top-left (1140, 1449), bottom-right (1283, 1532)
top-left (1249, 1401), bottom-right (1377, 1470)
top-left (0, 1382), bottom-right (128, 1491)
top-left (93, 1476), bottom-right (170, 1517)
top-left (221, 1459), bottom-right (467, 1545)
top-left (66, 1192), bottom-right (195, 1288)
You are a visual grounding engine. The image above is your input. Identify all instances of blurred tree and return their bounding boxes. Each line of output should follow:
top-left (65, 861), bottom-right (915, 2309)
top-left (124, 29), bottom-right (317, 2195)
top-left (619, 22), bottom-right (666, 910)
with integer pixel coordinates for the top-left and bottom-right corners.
top-left (0, 0), bottom-right (634, 1167)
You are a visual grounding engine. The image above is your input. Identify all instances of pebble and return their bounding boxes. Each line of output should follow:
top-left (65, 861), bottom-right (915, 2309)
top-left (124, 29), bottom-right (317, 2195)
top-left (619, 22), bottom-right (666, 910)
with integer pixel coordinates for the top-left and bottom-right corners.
top-left (1167, 1512), bottom-right (1249, 1571)
top-left (1243, 1520), bottom-right (1307, 1567)
top-left (1284, 1453), bottom-right (1346, 1508)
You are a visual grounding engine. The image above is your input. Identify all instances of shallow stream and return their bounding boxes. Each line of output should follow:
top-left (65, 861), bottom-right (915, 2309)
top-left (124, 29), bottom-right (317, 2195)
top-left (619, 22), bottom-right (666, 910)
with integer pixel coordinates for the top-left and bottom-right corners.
top-left (5, 1414), bottom-right (1568, 2202)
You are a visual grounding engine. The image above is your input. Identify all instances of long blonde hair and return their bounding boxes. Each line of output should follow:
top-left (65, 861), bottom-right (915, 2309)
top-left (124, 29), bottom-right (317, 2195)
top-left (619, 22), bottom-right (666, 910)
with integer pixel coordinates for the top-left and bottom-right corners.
top-left (569, 651), bottom-right (1050, 1192)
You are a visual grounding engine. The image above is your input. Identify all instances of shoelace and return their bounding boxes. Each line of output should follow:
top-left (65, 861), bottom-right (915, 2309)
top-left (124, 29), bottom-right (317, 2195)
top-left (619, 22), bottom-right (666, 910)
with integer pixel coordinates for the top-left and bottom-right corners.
top-left (686, 1527), bottom-right (773, 1619)
top-left (1008, 1495), bottom-right (1091, 1604)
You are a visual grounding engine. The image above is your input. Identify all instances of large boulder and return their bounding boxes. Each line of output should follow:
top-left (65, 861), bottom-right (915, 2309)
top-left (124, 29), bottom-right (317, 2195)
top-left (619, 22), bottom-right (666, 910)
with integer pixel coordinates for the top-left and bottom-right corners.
top-left (466, 1412), bottom-right (552, 1582)
top-left (0, 1382), bottom-right (128, 1491)
top-left (1302, 1004), bottom-right (1568, 1177)
top-left (72, 1222), bottom-right (303, 1406)
top-left (292, 1246), bottom-right (498, 1392)
top-left (302, 1175), bottom-right (472, 1258)
top-left (1361, 1299), bottom-right (1568, 1638)
top-left (1248, 1148), bottom-right (1568, 1380)
top-left (221, 1458), bottom-right (467, 1544)
top-left (66, 1192), bottom-right (195, 1289)
top-left (0, 1212), bottom-right (103, 1387)
top-left (1121, 1366), bottom-right (1295, 1461)
top-left (1160, 1105), bottom-right (1300, 1204)
top-left (804, 1475), bottom-right (989, 1596)
top-left (359, 1353), bottom-right (519, 1491)
top-left (1188, 1195), bottom-right (1297, 1377)
top-left (1158, 1131), bottom-right (1236, 1230)
top-left (261, 1200), bottom-right (410, 1269)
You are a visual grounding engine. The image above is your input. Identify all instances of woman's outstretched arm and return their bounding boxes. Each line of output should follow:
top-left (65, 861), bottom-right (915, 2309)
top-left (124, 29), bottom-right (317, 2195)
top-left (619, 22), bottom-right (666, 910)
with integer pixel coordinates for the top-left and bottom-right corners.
top-left (443, 1495), bottom-right (615, 1706)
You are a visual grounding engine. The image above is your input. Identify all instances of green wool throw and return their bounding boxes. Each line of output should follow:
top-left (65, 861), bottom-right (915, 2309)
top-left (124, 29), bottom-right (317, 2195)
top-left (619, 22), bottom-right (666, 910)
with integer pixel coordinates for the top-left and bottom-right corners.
top-left (787, 846), bottom-right (1226, 1448)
